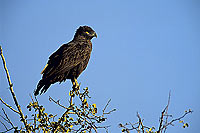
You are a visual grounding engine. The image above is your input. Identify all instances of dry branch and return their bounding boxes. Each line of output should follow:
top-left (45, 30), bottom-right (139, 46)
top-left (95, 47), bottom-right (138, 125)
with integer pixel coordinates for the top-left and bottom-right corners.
top-left (158, 91), bottom-right (171, 132)
top-left (0, 46), bottom-right (29, 131)
top-left (2, 108), bottom-right (15, 129)
top-left (119, 91), bottom-right (192, 133)
top-left (0, 98), bottom-right (20, 114)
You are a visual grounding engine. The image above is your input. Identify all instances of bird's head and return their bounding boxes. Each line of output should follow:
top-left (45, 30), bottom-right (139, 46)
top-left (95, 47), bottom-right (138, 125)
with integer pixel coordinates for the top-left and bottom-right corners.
top-left (74, 26), bottom-right (97, 40)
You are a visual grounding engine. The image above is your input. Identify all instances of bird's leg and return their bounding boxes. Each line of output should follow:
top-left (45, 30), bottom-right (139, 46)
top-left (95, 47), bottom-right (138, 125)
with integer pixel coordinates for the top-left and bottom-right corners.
top-left (71, 78), bottom-right (80, 91)
top-left (75, 78), bottom-right (79, 88)
top-left (71, 78), bottom-right (80, 96)
top-left (71, 79), bottom-right (75, 88)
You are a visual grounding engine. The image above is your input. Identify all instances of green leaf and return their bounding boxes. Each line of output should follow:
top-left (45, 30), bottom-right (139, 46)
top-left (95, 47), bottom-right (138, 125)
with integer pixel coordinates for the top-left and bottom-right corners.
top-left (179, 120), bottom-right (183, 123)
top-left (184, 123), bottom-right (189, 127)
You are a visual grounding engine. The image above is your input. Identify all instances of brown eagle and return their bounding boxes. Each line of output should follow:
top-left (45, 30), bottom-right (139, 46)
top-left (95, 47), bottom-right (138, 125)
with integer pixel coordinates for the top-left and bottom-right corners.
top-left (34, 26), bottom-right (97, 96)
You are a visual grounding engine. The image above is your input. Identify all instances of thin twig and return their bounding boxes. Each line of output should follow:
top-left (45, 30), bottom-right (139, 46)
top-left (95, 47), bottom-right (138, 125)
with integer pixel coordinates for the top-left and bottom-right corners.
top-left (0, 127), bottom-right (15, 133)
top-left (0, 119), bottom-right (8, 130)
top-left (0, 46), bottom-right (29, 131)
top-left (103, 108), bottom-right (116, 115)
top-left (163, 90), bottom-right (171, 133)
top-left (102, 99), bottom-right (111, 113)
top-left (34, 114), bottom-right (36, 131)
top-left (96, 125), bottom-right (110, 133)
top-left (158, 91), bottom-right (171, 133)
top-left (29, 94), bottom-right (34, 103)
top-left (137, 112), bottom-right (144, 133)
top-left (102, 99), bottom-right (116, 116)
top-left (162, 110), bottom-right (193, 129)
top-left (49, 96), bottom-right (68, 109)
top-left (0, 97), bottom-right (20, 114)
top-left (0, 114), bottom-right (9, 123)
top-left (52, 108), bottom-right (71, 132)
top-left (2, 108), bottom-right (15, 128)
top-left (73, 108), bottom-right (98, 133)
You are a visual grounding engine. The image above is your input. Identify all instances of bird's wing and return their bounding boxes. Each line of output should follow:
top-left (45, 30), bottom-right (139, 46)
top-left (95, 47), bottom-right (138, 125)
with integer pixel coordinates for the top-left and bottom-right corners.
top-left (41, 44), bottom-right (66, 75)
top-left (42, 41), bottom-right (91, 78)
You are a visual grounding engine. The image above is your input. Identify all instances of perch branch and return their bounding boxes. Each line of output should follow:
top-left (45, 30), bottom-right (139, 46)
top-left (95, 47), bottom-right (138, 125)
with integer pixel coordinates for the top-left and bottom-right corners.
top-left (0, 46), bottom-right (29, 131)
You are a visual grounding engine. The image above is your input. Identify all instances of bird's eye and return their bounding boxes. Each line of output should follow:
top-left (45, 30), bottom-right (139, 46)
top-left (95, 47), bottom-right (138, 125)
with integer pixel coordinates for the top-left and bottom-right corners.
top-left (85, 31), bottom-right (90, 35)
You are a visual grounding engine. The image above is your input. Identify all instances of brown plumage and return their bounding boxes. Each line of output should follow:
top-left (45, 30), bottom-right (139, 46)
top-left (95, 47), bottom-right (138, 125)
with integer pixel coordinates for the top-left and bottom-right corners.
top-left (34, 26), bottom-right (97, 96)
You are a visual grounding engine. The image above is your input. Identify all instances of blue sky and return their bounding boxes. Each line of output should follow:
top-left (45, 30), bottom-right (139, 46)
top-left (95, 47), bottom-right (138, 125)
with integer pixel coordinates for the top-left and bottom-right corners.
top-left (0, 0), bottom-right (199, 132)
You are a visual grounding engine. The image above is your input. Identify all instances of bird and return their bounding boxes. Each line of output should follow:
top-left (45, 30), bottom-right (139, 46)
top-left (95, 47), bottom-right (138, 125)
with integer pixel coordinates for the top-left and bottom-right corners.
top-left (34, 26), bottom-right (97, 96)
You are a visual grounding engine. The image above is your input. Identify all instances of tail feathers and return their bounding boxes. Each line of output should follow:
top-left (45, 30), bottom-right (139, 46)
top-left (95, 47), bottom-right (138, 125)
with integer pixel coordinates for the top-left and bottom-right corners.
top-left (34, 80), bottom-right (51, 96)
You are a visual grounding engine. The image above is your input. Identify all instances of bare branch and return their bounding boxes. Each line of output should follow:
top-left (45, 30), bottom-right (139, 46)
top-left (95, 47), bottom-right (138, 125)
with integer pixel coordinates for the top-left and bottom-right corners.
top-left (2, 108), bottom-right (15, 128)
top-left (0, 119), bottom-right (8, 130)
top-left (49, 96), bottom-right (68, 109)
top-left (0, 97), bottom-right (20, 114)
top-left (0, 114), bottom-right (9, 123)
top-left (119, 91), bottom-right (192, 133)
top-left (158, 91), bottom-right (171, 133)
top-left (163, 90), bottom-right (171, 133)
top-left (0, 46), bottom-right (29, 131)
top-left (95, 125), bottom-right (110, 133)
top-left (102, 99), bottom-right (116, 117)
top-left (102, 99), bottom-right (111, 113)
top-left (0, 127), bottom-right (15, 133)
top-left (137, 112), bottom-right (144, 133)
top-left (162, 109), bottom-right (193, 130)
top-left (102, 99), bottom-right (116, 116)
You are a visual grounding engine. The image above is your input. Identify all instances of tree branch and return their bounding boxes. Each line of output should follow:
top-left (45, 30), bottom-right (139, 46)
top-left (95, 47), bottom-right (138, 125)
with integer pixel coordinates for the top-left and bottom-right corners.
top-left (162, 109), bottom-right (193, 130)
top-left (0, 119), bottom-right (8, 130)
top-left (0, 46), bottom-right (29, 131)
top-left (49, 96), bottom-right (68, 109)
top-left (0, 97), bottom-right (20, 114)
top-left (158, 91), bottom-right (171, 133)
top-left (2, 108), bottom-right (15, 129)
top-left (163, 90), bottom-right (171, 133)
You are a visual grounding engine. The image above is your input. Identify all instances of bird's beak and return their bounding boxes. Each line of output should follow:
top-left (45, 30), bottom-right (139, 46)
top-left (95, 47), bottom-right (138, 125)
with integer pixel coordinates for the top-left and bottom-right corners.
top-left (93, 32), bottom-right (97, 38)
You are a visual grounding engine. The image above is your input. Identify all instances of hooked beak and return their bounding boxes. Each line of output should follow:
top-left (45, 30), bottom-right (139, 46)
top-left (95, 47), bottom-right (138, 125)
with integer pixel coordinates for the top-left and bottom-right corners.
top-left (93, 32), bottom-right (97, 38)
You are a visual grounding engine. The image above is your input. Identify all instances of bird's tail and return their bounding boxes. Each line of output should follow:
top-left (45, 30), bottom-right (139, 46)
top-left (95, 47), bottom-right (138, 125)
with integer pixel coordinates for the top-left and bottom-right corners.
top-left (34, 80), bottom-right (51, 96)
